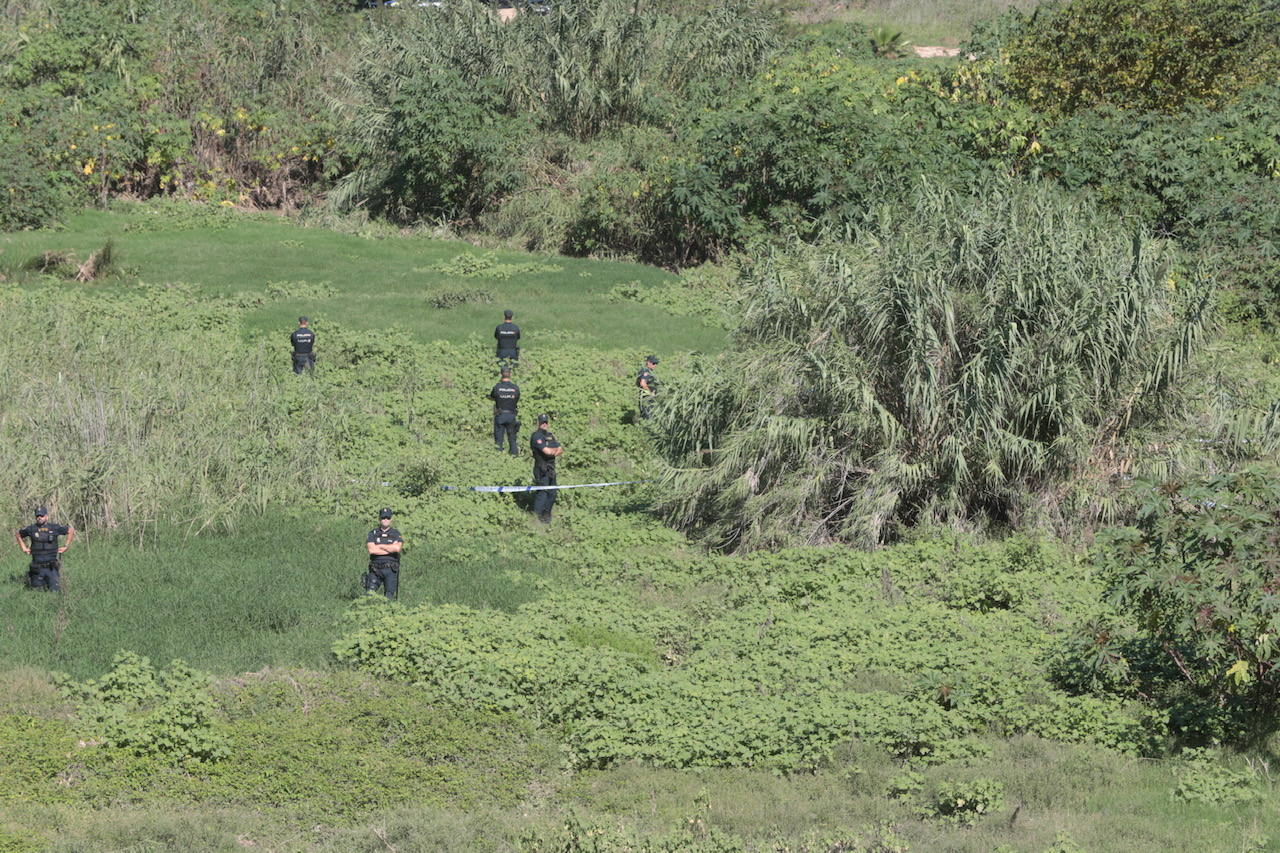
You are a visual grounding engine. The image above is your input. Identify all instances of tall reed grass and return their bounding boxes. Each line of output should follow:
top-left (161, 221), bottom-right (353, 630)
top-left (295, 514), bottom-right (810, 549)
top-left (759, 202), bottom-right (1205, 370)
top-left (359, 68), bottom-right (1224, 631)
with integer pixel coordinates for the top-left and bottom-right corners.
top-left (0, 285), bottom-right (353, 535)
top-left (654, 178), bottom-right (1220, 549)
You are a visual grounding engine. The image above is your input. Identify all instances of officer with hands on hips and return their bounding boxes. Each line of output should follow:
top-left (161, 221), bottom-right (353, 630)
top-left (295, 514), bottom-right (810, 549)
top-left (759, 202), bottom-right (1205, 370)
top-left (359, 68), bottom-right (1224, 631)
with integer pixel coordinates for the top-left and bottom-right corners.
top-left (15, 506), bottom-right (74, 591)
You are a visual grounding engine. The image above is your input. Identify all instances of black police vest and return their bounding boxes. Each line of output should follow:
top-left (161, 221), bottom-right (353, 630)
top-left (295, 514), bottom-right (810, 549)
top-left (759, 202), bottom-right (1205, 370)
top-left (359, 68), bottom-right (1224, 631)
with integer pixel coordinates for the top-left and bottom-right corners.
top-left (491, 381), bottom-right (519, 412)
top-left (291, 329), bottom-right (315, 354)
top-left (29, 526), bottom-right (59, 559)
top-left (496, 323), bottom-right (520, 351)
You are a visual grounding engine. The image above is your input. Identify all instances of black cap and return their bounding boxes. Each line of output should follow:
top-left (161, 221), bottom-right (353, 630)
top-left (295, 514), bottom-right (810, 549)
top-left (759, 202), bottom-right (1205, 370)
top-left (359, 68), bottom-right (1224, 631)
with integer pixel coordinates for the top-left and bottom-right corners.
top-left (298, 316), bottom-right (309, 324)
top-left (378, 507), bottom-right (393, 519)
top-left (34, 506), bottom-right (48, 517)
top-left (504, 309), bottom-right (513, 319)
top-left (537, 412), bottom-right (550, 424)
top-left (646, 355), bottom-right (659, 365)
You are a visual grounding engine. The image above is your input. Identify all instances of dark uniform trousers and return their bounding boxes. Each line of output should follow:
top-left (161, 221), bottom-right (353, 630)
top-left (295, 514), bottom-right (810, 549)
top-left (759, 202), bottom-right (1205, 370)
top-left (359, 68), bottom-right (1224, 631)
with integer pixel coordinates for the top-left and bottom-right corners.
top-left (364, 561), bottom-right (399, 598)
top-left (638, 391), bottom-right (656, 420)
top-left (533, 464), bottom-right (557, 522)
top-left (494, 412), bottom-right (519, 455)
top-left (292, 352), bottom-right (316, 374)
top-left (497, 349), bottom-right (519, 366)
top-left (27, 560), bottom-right (61, 591)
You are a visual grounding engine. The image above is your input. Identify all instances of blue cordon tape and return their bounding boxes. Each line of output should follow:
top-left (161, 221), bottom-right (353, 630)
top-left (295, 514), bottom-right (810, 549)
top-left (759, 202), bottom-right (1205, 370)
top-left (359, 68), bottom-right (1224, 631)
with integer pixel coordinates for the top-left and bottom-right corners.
top-left (441, 480), bottom-right (648, 493)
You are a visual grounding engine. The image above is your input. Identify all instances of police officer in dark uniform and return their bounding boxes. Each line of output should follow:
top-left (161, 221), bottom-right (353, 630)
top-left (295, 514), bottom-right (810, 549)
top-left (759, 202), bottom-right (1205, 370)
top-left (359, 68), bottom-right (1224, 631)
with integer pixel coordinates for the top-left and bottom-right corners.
top-left (530, 413), bottom-right (563, 524)
top-left (290, 316), bottom-right (316, 374)
top-left (636, 354), bottom-right (659, 419)
top-left (364, 507), bottom-right (403, 598)
top-left (489, 367), bottom-right (520, 456)
top-left (495, 309), bottom-right (520, 365)
top-left (15, 506), bottom-right (74, 591)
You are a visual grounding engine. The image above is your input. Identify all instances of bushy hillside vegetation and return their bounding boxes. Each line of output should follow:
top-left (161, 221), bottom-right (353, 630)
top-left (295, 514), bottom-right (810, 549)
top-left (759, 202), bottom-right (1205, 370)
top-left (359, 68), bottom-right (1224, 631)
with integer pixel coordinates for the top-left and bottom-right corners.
top-left (4, 0), bottom-right (1278, 297)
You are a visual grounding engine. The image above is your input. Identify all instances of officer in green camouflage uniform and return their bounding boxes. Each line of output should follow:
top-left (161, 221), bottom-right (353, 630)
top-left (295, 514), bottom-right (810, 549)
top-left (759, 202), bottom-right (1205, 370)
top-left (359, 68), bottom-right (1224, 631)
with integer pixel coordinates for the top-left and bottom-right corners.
top-left (636, 355), bottom-right (659, 419)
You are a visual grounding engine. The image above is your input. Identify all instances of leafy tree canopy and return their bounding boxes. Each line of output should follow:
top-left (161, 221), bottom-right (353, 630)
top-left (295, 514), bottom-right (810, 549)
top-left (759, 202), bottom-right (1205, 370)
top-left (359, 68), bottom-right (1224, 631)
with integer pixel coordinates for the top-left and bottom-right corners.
top-left (1000, 0), bottom-right (1280, 114)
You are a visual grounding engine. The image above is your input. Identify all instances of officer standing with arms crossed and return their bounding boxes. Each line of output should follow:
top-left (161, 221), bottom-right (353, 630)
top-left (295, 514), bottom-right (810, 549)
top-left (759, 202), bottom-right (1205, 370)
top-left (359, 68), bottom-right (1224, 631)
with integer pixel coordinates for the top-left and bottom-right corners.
top-left (495, 309), bottom-right (520, 365)
top-left (15, 506), bottom-right (74, 591)
top-left (290, 316), bottom-right (316, 374)
top-left (489, 367), bottom-right (521, 456)
top-left (364, 507), bottom-right (403, 598)
top-left (530, 413), bottom-right (563, 524)
top-left (636, 354), bottom-right (659, 419)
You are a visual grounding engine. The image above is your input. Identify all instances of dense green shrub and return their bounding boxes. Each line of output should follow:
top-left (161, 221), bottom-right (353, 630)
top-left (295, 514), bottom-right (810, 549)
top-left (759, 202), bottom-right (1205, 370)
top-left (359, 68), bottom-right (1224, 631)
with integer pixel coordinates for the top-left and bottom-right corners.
top-left (430, 251), bottom-right (562, 280)
top-left (683, 51), bottom-right (985, 249)
top-left (556, 47), bottom-right (1049, 264)
top-left (0, 0), bottom-right (348, 212)
top-left (558, 129), bottom-right (712, 262)
top-left (332, 0), bottom-right (777, 237)
top-left (0, 135), bottom-right (74, 229)
top-left (1041, 87), bottom-right (1280, 233)
top-left (1084, 468), bottom-right (1280, 744)
top-left (926, 777), bottom-right (1004, 824)
top-left (333, 72), bottom-right (527, 223)
top-left (1184, 172), bottom-right (1280, 323)
top-left (58, 652), bottom-right (227, 763)
top-left (652, 180), bottom-right (1213, 550)
top-left (335, 535), bottom-right (1160, 771)
top-left (1173, 748), bottom-right (1265, 805)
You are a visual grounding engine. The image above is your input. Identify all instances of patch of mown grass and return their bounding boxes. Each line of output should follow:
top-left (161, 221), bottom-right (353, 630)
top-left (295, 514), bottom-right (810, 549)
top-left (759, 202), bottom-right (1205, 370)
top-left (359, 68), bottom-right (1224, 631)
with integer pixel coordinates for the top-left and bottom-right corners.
top-left (0, 513), bottom-right (556, 678)
top-left (0, 204), bottom-right (726, 356)
top-left (564, 623), bottom-right (654, 658)
top-left (799, 0), bottom-right (1040, 47)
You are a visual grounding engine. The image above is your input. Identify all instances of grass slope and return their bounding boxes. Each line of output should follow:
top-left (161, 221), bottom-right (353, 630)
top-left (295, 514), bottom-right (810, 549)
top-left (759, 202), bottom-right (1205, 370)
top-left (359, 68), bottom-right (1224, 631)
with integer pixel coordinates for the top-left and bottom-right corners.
top-left (797, 0), bottom-right (1040, 47)
top-left (0, 205), bottom-right (725, 355)
top-left (0, 514), bottom-right (556, 678)
top-left (1, 201), bottom-right (1276, 853)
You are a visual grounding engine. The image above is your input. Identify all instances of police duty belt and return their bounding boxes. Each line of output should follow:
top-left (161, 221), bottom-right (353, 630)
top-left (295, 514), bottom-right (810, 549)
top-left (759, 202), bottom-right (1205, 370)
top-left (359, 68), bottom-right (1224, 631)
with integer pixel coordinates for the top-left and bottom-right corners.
top-left (440, 480), bottom-right (649, 493)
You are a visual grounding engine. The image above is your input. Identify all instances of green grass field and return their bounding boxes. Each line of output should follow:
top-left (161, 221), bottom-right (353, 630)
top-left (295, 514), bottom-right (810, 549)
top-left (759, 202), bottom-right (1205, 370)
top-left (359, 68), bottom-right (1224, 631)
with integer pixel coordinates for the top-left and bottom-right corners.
top-left (797, 0), bottom-right (1039, 46)
top-left (0, 513), bottom-right (558, 678)
top-left (0, 205), bottom-right (725, 355)
top-left (2, 201), bottom-right (1278, 852)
